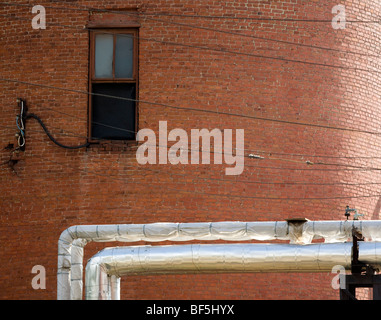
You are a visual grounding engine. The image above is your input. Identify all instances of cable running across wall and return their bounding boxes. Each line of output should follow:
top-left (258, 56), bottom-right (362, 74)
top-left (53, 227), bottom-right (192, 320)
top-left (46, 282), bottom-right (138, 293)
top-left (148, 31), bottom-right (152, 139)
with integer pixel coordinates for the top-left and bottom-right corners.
top-left (1, 7), bottom-right (381, 67)
top-left (2, 77), bottom-right (381, 138)
top-left (17, 152), bottom-right (381, 201)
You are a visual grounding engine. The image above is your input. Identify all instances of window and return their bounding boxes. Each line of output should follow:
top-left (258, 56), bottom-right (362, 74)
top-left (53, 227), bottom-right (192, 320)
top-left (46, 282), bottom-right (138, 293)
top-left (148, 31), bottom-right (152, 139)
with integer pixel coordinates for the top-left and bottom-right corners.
top-left (89, 29), bottom-right (138, 141)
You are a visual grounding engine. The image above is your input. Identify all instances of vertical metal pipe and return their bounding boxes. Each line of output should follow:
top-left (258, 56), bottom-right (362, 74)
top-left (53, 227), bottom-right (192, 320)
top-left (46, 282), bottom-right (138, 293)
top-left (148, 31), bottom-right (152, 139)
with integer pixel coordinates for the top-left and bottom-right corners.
top-left (110, 275), bottom-right (121, 300)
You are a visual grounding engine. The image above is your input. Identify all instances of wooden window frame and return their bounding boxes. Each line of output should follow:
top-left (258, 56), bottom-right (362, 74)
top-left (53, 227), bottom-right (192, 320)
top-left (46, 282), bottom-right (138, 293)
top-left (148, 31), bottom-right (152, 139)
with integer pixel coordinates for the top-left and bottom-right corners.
top-left (88, 28), bottom-right (139, 143)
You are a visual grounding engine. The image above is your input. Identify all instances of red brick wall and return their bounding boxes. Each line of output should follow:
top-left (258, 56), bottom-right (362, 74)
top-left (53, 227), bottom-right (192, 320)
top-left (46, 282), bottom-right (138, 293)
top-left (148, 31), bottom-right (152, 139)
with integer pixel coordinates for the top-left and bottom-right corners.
top-left (1, 0), bottom-right (380, 300)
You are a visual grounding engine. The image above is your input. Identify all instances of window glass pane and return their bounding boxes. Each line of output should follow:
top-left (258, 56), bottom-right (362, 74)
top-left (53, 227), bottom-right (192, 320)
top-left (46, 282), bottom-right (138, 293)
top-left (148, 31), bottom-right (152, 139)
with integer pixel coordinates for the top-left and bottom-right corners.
top-left (115, 34), bottom-right (134, 78)
top-left (91, 83), bottom-right (136, 140)
top-left (95, 34), bottom-right (113, 78)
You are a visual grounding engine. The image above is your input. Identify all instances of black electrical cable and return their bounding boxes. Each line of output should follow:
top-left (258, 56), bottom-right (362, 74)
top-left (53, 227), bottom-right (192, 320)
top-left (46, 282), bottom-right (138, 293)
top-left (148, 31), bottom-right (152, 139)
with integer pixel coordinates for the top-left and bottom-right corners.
top-left (26, 113), bottom-right (90, 149)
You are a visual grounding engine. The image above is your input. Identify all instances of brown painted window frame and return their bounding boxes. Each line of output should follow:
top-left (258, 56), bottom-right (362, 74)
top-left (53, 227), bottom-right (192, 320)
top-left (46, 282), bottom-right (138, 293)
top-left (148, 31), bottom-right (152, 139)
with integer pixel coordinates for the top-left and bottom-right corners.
top-left (88, 28), bottom-right (139, 143)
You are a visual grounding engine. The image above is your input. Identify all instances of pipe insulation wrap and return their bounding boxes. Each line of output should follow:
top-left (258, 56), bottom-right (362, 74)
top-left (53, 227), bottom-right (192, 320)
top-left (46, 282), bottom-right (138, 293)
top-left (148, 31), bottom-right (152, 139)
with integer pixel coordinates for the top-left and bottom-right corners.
top-left (85, 242), bottom-right (381, 300)
top-left (59, 221), bottom-right (381, 245)
top-left (58, 220), bottom-right (381, 299)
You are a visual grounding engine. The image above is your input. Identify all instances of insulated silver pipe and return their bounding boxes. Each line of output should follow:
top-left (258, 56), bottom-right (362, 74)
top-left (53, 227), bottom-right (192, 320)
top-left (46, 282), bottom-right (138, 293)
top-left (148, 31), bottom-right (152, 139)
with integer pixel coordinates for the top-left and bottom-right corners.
top-left (58, 220), bottom-right (381, 299)
top-left (85, 242), bottom-right (381, 300)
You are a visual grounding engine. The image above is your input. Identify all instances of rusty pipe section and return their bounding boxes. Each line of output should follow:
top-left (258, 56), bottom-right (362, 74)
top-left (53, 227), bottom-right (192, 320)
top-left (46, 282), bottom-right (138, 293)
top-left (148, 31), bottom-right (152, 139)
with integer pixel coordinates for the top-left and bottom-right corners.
top-left (85, 242), bottom-right (381, 300)
top-left (58, 220), bottom-right (381, 299)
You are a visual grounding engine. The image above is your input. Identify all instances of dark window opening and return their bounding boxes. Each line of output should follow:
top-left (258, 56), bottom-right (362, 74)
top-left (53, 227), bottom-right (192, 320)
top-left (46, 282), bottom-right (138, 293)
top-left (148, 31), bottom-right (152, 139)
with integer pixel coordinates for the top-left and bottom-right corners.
top-left (91, 83), bottom-right (136, 140)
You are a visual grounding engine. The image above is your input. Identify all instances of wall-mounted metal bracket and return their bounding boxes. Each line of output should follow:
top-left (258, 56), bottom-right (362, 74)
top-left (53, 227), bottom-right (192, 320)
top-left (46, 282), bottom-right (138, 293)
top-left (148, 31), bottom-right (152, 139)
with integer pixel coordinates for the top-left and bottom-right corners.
top-left (340, 227), bottom-right (381, 300)
top-left (340, 273), bottom-right (381, 300)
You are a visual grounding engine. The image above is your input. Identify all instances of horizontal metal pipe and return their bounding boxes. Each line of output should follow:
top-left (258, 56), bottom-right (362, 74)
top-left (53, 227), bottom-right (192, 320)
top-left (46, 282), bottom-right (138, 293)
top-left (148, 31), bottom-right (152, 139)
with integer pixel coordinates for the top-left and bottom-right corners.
top-left (59, 220), bottom-right (381, 299)
top-left (85, 242), bottom-right (381, 300)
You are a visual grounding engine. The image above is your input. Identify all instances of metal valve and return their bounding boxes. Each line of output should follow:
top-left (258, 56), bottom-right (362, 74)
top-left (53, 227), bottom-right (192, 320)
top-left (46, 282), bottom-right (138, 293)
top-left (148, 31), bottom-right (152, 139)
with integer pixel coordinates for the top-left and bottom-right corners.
top-left (345, 206), bottom-right (363, 220)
